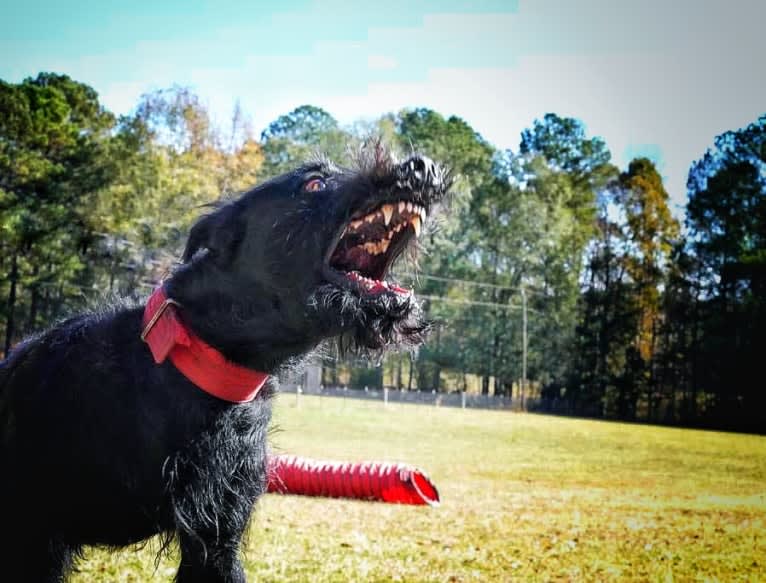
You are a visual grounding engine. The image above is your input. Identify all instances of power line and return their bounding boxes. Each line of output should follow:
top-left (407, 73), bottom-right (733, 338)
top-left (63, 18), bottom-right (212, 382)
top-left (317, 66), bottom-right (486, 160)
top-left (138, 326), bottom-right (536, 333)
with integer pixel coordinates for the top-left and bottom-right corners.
top-left (420, 285), bottom-right (532, 412)
top-left (417, 294), bottom-right (540, 314)
top-left (394, 272), bottom-right (545, 295)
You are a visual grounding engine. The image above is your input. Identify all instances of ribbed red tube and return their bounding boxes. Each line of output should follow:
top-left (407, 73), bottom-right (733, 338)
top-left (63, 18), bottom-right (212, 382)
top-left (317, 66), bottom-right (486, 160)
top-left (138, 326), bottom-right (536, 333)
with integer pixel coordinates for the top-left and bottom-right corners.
top-left (266, 455), bottom-right (440, 506)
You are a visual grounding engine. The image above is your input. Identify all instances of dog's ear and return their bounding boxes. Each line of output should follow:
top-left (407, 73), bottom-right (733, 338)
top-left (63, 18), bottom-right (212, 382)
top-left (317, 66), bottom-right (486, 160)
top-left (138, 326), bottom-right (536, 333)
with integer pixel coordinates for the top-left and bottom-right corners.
top-left (182, 206), bottom-right (242, 265)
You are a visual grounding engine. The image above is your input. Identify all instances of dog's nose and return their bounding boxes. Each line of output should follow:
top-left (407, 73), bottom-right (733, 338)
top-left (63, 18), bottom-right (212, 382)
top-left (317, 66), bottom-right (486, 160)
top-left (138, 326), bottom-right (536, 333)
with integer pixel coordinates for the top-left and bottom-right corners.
top-left (401, 155), bottom-right (440, 190)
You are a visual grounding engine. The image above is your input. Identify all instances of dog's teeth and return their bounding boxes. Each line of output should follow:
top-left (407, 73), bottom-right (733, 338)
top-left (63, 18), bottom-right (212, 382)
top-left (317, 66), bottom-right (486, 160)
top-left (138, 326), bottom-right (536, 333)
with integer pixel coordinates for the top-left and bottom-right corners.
top-left (419, 207), bottom-right (427, 222)
top-left (365, 213), bottom-right (375, 223)
top-left (362, 241), bottom-right (389, 255)
top-left (350, 219), bottom-right (363, 230)
top-left (381, 204), bottom-right (394, 226)
top-left (406, 202), bottom-right (413, 213)
top-left (411, 216), bottom-right (422, 237)
top-left (398, 201), bottom-right (406, 214)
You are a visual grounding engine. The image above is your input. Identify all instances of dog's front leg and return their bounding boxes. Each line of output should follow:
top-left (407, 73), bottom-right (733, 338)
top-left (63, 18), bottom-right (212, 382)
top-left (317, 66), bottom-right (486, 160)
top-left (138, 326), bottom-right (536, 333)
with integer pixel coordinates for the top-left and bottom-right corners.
top-left (175, 530), bottom-right (248, 583)
top-left (166, 464), bottom-right (257, 583)
top-left (3, 533), bottom-right (79, 583)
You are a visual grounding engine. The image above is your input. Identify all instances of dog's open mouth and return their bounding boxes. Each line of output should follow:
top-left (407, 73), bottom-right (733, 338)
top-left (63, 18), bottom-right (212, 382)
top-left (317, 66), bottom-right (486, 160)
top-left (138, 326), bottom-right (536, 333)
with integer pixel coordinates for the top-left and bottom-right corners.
top-left (327, 200), bottom-right (426, 295)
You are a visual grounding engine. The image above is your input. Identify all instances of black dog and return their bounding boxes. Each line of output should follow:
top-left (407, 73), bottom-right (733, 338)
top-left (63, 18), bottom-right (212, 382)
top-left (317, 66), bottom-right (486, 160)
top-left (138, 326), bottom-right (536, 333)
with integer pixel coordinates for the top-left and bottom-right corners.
top-left (0, 143), bottom-right (450, 582)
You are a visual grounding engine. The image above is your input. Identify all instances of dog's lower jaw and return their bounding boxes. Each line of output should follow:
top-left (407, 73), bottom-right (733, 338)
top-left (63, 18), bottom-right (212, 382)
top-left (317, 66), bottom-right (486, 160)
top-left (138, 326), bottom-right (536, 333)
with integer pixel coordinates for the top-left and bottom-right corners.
top-left (309, 283), bottom-right (430, 353)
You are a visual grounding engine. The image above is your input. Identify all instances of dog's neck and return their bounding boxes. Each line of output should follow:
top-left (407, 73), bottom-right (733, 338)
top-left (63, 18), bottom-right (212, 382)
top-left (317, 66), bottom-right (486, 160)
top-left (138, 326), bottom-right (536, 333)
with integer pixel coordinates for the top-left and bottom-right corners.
top-left (163, 259), bottom-right (321, 374)
top-left (141, 286), bottom-right (269, 402)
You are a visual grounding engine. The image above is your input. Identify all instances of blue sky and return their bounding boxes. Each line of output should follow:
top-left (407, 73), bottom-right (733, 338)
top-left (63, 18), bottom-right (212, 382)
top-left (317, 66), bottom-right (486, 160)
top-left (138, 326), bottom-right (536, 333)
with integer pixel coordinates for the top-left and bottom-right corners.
top-left (2, 0), bottom-right (764, 213)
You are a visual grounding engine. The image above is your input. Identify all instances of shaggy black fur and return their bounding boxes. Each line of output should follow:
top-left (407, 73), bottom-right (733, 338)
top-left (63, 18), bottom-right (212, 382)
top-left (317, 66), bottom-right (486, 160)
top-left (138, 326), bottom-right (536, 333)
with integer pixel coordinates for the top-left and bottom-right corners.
top-left (0, 142), bottom-right (450, 582)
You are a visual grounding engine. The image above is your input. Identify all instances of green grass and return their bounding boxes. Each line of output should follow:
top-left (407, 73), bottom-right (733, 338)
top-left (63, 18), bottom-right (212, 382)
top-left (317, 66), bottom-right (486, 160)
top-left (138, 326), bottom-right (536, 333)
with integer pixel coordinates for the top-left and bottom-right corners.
top-left (73, 395), bottom-right (766, 582)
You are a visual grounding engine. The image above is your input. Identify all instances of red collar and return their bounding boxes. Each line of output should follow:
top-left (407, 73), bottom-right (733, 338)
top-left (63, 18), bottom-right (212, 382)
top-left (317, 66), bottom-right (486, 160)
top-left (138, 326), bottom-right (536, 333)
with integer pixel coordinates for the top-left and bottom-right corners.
top-left (141, 287), bottom-right (268, 403)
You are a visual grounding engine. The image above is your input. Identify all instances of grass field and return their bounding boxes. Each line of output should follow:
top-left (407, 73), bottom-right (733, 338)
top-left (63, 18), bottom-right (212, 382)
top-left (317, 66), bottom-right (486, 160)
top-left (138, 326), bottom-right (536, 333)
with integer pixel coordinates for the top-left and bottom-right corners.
top-left (73, 394), bottom-right (766, 582)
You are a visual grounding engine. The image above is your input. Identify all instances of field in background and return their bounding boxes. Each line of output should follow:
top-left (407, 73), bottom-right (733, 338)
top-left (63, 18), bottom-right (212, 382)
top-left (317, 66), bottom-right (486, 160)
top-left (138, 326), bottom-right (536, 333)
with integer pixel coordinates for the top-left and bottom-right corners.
top-left (74, 395), bottom-right (765, 582)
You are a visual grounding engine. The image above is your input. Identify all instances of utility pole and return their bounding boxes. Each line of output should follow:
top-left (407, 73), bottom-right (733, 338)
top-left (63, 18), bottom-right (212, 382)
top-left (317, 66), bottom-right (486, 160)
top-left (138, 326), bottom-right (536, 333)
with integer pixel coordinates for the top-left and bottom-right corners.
top-left (521, 286), bottom-right (528, 411)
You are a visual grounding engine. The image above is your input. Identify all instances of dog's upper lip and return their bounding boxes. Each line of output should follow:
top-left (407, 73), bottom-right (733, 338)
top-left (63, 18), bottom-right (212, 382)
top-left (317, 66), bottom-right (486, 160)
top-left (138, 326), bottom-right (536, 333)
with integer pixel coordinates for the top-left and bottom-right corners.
top-left (348, 198), bottom-right (427, 223)
top-left (323, 198), bottom-right (426, 267)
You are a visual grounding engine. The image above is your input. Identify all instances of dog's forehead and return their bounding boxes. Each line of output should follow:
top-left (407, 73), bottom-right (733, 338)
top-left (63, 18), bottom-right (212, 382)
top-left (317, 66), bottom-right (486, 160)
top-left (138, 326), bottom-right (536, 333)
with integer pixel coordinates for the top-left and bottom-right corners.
top-left (297, 158), bottom-right (343, 178)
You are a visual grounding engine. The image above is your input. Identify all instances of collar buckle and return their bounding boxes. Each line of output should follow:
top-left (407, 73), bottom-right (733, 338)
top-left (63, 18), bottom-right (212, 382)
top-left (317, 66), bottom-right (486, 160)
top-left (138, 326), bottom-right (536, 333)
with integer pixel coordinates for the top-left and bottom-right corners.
top-left (140, 297), bottom-right (181, 342)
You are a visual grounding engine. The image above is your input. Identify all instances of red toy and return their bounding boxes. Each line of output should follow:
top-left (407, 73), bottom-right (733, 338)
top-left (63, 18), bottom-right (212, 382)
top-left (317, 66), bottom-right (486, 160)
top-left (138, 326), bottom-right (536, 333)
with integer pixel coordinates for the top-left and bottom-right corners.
top-left (267, 455), bottom-right (440, 506)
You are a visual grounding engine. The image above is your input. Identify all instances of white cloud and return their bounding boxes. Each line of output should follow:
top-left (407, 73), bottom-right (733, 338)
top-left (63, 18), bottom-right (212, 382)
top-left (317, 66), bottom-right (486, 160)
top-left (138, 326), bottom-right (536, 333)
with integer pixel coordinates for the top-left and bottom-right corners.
top-left (367, 55), bottom-right (398, 71)
top-left (85, 0), bottom-right (766, 215)
top-left (307, 46), bottom-right (764, 213)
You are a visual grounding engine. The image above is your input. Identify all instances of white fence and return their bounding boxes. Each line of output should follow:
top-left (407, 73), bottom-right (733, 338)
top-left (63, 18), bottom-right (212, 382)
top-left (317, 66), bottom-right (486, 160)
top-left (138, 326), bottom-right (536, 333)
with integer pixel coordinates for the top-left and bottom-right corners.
top-left (277, 383), bottom-right (539, 412)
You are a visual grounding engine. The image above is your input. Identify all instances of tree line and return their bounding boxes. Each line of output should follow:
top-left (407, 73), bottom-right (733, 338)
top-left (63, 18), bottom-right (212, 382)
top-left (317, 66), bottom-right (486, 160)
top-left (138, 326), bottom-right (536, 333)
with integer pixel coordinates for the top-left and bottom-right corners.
top-left (1, 73), bottom-right (763, 432)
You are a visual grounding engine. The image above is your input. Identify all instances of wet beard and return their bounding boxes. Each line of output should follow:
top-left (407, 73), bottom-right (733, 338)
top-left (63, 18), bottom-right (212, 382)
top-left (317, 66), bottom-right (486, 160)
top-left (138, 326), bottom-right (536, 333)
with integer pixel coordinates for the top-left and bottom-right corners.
top-left (308, 282), bottom-right (430, 353)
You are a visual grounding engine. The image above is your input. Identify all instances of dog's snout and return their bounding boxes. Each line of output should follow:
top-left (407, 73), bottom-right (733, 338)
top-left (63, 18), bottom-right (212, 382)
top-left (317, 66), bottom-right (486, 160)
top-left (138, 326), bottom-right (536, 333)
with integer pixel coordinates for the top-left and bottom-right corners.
top-left (401, 155), bottom-right (440, 191)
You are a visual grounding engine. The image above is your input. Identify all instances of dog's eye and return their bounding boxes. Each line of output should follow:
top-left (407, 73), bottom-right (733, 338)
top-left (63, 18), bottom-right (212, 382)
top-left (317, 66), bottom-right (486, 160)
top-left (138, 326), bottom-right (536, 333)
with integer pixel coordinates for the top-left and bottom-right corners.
top-left (304, 178), bottom-right (326, 192)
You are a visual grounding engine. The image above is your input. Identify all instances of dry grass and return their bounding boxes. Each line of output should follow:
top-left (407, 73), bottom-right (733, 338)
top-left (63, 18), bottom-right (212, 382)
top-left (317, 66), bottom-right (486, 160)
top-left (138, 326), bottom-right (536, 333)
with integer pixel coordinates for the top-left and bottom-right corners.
top-left (73, 394), bottom-right (766, 582)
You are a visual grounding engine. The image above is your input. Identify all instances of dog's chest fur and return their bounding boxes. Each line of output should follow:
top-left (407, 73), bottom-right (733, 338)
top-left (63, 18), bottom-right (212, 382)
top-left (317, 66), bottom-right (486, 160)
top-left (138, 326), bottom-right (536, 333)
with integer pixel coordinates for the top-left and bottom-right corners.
top-left (0, 304), bottom-right (272, 546)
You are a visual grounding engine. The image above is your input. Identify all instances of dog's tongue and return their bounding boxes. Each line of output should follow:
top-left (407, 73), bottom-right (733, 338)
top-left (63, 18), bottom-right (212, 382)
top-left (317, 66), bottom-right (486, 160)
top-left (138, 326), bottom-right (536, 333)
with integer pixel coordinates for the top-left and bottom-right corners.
top-left (342, 247), bottom-right (377, 274)
top-left (346, 272), bottom-right (410, 295)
